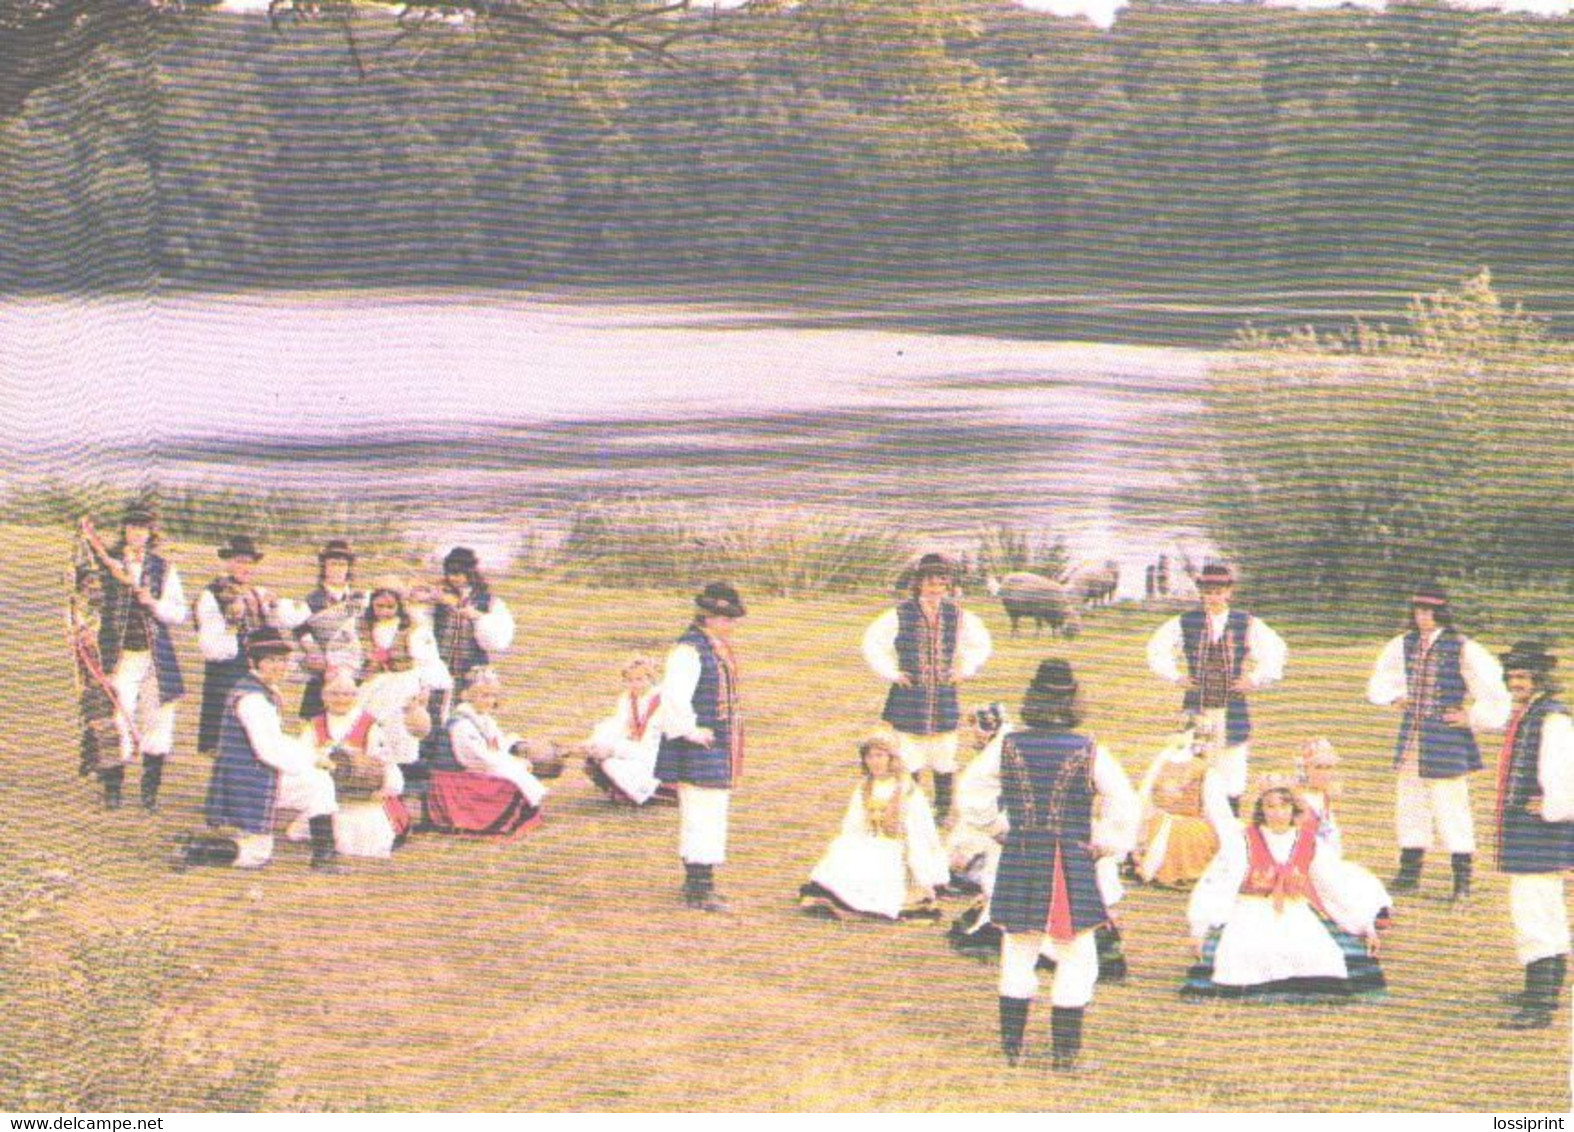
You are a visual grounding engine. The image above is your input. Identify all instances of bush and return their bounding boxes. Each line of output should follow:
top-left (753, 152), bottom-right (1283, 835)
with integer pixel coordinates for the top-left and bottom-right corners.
top-left (1200, 270), bottom-right (1574, 622)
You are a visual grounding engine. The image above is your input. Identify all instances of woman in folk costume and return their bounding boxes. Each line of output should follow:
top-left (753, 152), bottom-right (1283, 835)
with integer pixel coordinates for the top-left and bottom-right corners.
top-left (1366, 584), bottom-right (1509, 903)
top-left (1182, 771), bottom-right (1386, 1000)
top-left (1295, 738), bottom-right (1393, 928)
top-left (799, 728), bottom-right (950, 921)
top-left (1133, 716), bottom-right (1221, 888)
top-left (287, 667), bottom-right (416, 859)
top-left (195, 535), bottom-right (310, 756)
top-left (418, 546), bottom-right (515, 761)
top-left (1492, 641), bottom-right (1574, 1030)
top-left (354, 577), bottom-right (449, 784)
top-left (862, 553), bottom-right (992, 825)
top-left (294, 539), bottom-right (366, 720)
top-left (1146, 561), bottom-right (1287, 813)
top-left (68, 562), bottom-right (119, 782)
top-left (582, 655), bottom-right (667, 806)
top-left (990, 659), bottom-right (1138, 1072)
top-left (946, 703), bottom-right (1017, 897)
top-left (76, 505), bottom-right (187, 811)
top-left (426, 667), bottom-right (558, 837)
top-left (181, 629), bottom-right (342, 873)
top-left (656, 582), bottom-right (747, 914)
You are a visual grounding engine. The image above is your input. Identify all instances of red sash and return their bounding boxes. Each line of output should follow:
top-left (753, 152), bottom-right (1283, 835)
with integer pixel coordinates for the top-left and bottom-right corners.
top-left (630, 693), bottom-right (661, 741)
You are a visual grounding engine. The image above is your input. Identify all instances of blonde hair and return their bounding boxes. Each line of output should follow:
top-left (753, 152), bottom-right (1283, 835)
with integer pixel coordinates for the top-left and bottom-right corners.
top-left (621, 655), bottom-right (659, 681)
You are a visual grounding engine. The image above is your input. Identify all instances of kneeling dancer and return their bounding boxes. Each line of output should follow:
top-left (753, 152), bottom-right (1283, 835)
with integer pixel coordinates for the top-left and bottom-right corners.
top-left (182, 629), bottom-right (341, 871)
top-left (991, 659), bottom-right (1136, 1071)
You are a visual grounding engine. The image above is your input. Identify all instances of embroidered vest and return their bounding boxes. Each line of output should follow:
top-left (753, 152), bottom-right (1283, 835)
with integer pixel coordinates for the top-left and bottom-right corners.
top-left (1497, 696), bottom-right (1574, 874)
top-left (431, 585), bottom-right (494, 679)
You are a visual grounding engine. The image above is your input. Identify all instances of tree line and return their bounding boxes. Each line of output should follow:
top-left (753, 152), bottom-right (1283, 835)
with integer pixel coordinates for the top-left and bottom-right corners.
top-left (4, 0), bottom-right (1574, 329)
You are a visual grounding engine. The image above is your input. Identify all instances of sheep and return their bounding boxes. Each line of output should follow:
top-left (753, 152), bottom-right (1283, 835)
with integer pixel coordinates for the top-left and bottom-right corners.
top-left (1072, 560), bottom-right (1120, 608)
top-left (985, 573), bottom-right (1082, 639)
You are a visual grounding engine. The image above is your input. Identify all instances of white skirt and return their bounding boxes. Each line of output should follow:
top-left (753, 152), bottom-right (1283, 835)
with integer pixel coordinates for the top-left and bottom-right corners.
top-left (809, 833), bottom-right (909, 920)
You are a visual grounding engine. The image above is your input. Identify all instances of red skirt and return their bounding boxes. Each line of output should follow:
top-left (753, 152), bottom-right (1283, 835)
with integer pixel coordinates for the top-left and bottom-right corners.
top-left (426, 770), bottom-right (543, 839)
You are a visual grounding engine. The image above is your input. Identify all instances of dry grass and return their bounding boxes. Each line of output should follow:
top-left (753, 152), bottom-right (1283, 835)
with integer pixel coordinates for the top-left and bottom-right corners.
top-left (0, 525), bottom-right (1565, 1111)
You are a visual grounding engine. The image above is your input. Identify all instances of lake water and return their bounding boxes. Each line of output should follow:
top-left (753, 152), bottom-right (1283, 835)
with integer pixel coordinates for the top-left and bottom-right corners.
top-left (1, 291), bottom-right (1223, 593)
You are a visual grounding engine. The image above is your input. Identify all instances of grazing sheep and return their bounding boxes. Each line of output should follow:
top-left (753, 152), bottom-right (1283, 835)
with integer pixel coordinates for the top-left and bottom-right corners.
top-left (985, 573), bottom-right (1082, 639)
top-left (1074, 560), bottom-right (1120, 607)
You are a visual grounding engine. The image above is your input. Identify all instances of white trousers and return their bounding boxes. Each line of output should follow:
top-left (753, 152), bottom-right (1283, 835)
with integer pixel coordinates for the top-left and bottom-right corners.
top-left (999, 930), bottom-right (1099, 1007)
top-left (679, 784), bottom-right (730, 866)
top-left (234, 767), bottom-right (339, 868)
top-left (110, 650), bottom-right (177, 762)
top-left (1195, 710), bottom-right (1248, 798)
top-left (897, 731), bottom-right (960, 775)
top-left (1395, 769), bottom-right (1475, 853)
top-left (1510, 874), bottom-right (1571, 966)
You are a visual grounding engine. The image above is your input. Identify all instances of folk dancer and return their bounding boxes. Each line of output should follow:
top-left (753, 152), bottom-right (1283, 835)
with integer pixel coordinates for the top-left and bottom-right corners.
top-left (426, 667), bottom-right (559, 837)
top-left (181, 629), bottom-right (341, 872)
top-left (1366, 584), bottom-right (1508, 902)
top-left (79, 506), bottom-right (187, 811)
top-left (990, 659), bottom-right (1137, 1071)
top-left (293, 666), bottom-right (417, 859)
top-left (1146, 561), bottom-right (1285, 812)
top-left (418, 546), bottom-right (515, 762)
top-left (1182, 771), bottom-right (1386, 1000)
top-left (656, 583), bottom-right (747, 914)
top-left (863, 553), bottom-right (992, 825)
top-left (581, 655), bottom-right (667, 806)
top-left (1493, 641), bottom-right (1574, 1030)
top-left (195, 535), bottom-right (308, 755)
top-left (294, 539), bottom-right (366, 719)
top-left (799, 727), bottom-right (950, 921)
top-left (1133, 716), bottom-right (1221, 888)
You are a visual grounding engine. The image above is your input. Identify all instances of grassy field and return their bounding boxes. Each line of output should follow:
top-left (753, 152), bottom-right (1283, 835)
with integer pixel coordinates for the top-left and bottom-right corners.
top-left (1, 525), bottom-right (1566, 1112)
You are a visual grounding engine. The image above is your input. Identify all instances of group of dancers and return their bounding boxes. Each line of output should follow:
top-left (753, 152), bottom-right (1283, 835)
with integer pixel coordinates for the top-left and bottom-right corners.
top-left (67, 509), bottom-right (1574, 1072)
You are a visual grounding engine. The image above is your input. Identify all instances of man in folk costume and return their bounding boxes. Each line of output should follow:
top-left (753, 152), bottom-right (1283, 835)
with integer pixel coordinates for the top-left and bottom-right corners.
top-left (419, 546), bottom-right (515, 760)
top-left (1367, 584), bottom-right (1509, 902)
top-left (195, 535), bottom-right (308, 755)
top-left (1146, 562), bottom-right (1285, 813)
top-left (990, 659), bottom-right (1137, 1072)
top-left (294, 539), bottom-right (366, 720)
top-left (656, 583), bottom-right (747, 914)
top-left (80, 505), bottom-right (188, 811)
top-left (862, 553), bottom-right (992, 825)
top-left (180, 628), bottom-right (342, 872)
top-left (1493, 641), bottom-right (1574, 1030)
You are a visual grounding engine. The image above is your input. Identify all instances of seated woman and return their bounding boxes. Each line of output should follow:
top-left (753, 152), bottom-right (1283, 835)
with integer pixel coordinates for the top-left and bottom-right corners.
top-left (1183, 771), bottom-right (1387, 1001)
top-left (799, 728), bottom-right (950, 921)
top-left (427, 667), bottom-right (553, 837)
top-left (1133, 716), bottom-right (1221, 888)
top-left (285, 667), bottom-right (414, 859)
top-left (581, 655), bottom-right (666, 806)
top-left (1297, 738), bottom-right (1393, 928)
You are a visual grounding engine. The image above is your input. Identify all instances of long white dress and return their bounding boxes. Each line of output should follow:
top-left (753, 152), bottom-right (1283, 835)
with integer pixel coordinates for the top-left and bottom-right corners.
top-left (585, 690), bottom-right (665, 804)
top-left (285, 709), bottom-right (407, 859)
top-left (807, 777), bottom-right (950, 920)
top-left (1185, 773), bottom-right (1385, 997)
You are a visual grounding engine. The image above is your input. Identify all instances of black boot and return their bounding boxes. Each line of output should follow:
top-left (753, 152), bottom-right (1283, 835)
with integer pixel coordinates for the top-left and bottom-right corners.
top-left (308, 815), bottom-right (342, 872)
top-left (1390, 848), bottom-right (1425, 892)
top-left (1050, 1006), bottom-right (1086, 1072)
top-left (171, 833), bottom-right (239, 872)
top-left (1095, 925), bottom-right (1129, 983)
top-left (1227, 796), bottom-right (1241, 819)
top-left (998, 996), bottom-right (1031, 1067)
top-left (139, 754), bottom-right (165, 812)
top-left (1504, 956), bottom-right (1562, 1030)
top-left (1450, 853), bottom-right (1473, 905)
top-left (932, 772), bottom-right (955, 825)
top-left (100, 765), bottom-right (125, 810)
top-left (682, 863), bottom-right (730, 912)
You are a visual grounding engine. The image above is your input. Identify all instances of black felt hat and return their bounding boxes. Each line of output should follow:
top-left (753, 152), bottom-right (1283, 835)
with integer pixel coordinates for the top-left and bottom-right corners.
top-left (217, 534), bottom-right (263, 562)
top-left (1501, 640), bottom-right (1558, 675)
top-left (695, 582), bottom-right (747, 619)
